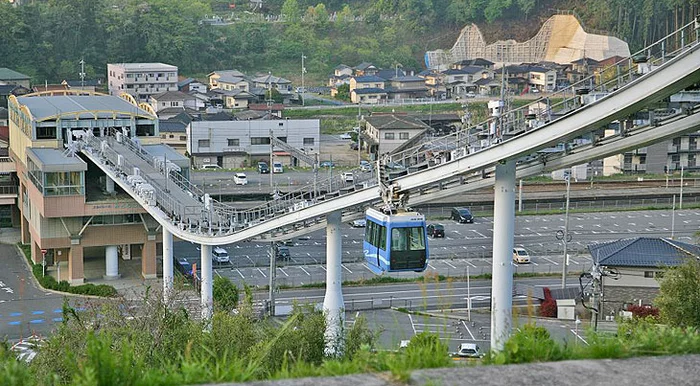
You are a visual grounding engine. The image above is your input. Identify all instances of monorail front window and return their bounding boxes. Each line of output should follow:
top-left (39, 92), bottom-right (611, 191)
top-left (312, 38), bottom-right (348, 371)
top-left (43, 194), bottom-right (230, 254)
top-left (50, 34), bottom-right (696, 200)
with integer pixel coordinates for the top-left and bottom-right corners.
top-left (391, 227), bottom-right (425, 251)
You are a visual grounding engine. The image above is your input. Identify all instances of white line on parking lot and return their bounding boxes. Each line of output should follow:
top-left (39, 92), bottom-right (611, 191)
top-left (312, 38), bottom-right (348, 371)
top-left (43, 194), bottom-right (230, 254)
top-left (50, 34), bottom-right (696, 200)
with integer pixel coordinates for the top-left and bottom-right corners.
top-left (569, 258), bottom-right (580, 265)
top-left (277, 267), bottom-right (289, 277)
top-left (215, 270), bottom-right (222, 278)
top-left (299, 266), bottom-right (311, 276)
top-left (461, 320), bottom-right (476, 340)
top-left (257, 268), bottom-right (267, 278)
top-left (341, 264), bottom-right (353, 274)
top-left (460, 259), bottom-right (477, 268)
top-left (363, 263), bottom-right (375, 273)
top-left (245, 255), bottom-right (254, 265)
top-left (234, 269), bottom-right (245, 279)
top-left (320, 265), bottom-right (326, 271)
top-left (444, 260), bottom-right (457, 269)
top-left (408, 314), bottom-right (417, 335)
top-left (541, 256), bottom-right (559, 265)
top-left (428, 263), bottom-right (437, 270)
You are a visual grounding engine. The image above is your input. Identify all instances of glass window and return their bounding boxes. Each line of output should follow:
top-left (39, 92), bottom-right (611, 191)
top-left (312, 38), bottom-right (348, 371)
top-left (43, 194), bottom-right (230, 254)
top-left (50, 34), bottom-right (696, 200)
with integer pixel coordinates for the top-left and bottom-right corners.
top-left (384, 133), bottom-right (395, 140)
top-left (198, 139), bottom-right (210, 147)
top-left (303, 137), bottom-right (315, 145)
top-left (399, 132), bottom-right (409, 140)
top-left (251, 137), bottom-right (271, 145)
top-left (391, 227), bottom-right (425, 251)
top-left (227, 138), bottom-right (240, 147)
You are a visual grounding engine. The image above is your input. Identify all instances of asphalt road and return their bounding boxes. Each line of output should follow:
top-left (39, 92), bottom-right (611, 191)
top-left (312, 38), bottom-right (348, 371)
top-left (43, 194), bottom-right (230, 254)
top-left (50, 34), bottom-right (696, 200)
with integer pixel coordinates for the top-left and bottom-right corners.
top-left (176, 208), bottom-right (699, 287)
top-left (0, 244), bottom-right (75, 341)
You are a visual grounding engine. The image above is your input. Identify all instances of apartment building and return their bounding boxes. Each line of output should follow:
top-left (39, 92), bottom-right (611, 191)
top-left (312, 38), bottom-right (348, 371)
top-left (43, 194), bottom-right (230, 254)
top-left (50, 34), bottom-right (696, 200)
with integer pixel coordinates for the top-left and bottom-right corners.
top-left (108, 63), bottom-right (179, 102)
top-left (187, 119), bottom-right (320, 168)
top-left (7, 91), bottom-right (182, 285)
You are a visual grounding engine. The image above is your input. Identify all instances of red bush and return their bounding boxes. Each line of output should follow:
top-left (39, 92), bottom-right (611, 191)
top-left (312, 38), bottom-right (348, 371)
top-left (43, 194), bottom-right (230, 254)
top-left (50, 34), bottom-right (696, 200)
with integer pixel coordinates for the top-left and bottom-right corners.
top-left (627, 304), bottom-right (660, 319)
top-left (539, 287), bottom-right (558, 317)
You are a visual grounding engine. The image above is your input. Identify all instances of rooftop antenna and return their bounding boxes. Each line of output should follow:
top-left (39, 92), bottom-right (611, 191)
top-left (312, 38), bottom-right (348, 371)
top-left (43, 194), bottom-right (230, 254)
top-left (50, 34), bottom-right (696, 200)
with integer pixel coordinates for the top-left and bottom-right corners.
top-left (79, 58), bottom-right (86, 90)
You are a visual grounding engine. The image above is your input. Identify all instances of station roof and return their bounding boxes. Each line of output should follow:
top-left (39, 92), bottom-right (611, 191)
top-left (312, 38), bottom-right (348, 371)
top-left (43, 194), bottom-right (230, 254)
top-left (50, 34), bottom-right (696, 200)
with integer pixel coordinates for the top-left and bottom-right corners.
top-left (15, 95), bottom-right (155, 122)
top-left (142, 144), bottom-right (189, 163)
top-left (26, 148), bottom-right (87, 172)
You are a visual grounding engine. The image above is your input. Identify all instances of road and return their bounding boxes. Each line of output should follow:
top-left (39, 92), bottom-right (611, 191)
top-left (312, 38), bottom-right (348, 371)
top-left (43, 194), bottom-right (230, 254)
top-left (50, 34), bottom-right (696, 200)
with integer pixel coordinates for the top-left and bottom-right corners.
top-left (179, 208), bottom-right (699, 287)
top-left (0, 244), bottom-right (74, 341)
top-left (264, 277), bottom-right (583, 351)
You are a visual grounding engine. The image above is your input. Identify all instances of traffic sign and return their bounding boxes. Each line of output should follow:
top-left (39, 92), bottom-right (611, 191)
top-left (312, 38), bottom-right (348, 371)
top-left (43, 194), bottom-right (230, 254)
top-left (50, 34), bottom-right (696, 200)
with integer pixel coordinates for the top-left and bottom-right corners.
top-left (41, 249), bottom-right (47, 255)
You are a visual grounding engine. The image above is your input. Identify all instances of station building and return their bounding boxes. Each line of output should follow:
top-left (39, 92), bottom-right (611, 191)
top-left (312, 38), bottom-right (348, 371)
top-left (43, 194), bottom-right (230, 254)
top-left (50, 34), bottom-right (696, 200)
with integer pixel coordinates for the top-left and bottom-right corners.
top-left (8, 91), bottom-right (184, 284)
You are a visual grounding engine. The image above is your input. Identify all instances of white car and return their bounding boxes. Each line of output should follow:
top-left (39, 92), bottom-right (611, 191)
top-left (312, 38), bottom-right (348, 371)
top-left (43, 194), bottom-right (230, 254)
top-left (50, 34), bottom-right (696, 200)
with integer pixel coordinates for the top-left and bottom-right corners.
top-left (457, 343), bottom-right (482, 358)
top-left (342, 172), bottom-right (354, 183)
top-left (513, 247), bottom-right (531, 264)
top-left (350, 219), bottom-right (366, 228)
top-left (212, 247), bottom-right (230, 264)
top-left (273, 162), bottom-right (284, 173)
top-left (339, 132), bottom-right (353, 140)
top-left (233, 172), bottom-right (248, 185)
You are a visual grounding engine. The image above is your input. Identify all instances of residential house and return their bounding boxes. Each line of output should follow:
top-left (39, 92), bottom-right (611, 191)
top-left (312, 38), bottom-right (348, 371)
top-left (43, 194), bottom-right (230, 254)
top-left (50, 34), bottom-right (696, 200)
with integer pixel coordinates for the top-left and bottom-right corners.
top-left (350, 75), bottom-right (387, 104)
top-left (364, 114), bottom-right (431, 155)
top-left (213, 73), bottom-right (250, 92)
top-left (442, 66), bottom-right (493, 98)
top-left (208, 70), bottom-right (247, 90)
top-left (588, 237), bottom-right (700, 317)
top-left (0, 68), bottom-right (31, 88)
top-left (178, 78), bottom-right (208, 94)
top-left (503, 64), bottom-right (556, 93)
top-left (328, 64), bottom-right (353, 87)
top-left (353, 62), bottom-right (379, 77)
top-left (150, 90), bottom-right (195, 113)
top-left (250, 74), bottom-right (292, 104)
top-left (107, 62), bottom-right (179, 102)
top-left (418, 69), bottom-right (446, 99)
top-left (386, 76), bottom-right (428, 100)
top-left (208, 88), bottom-right (256, 109)
top-left (0, 84), bottom-right (30, 108)
top-left (475, 77), bottom-right (500, 96)
top-left (186, 119), bottom-right (320, 168)
top-left (249, 103), bottom-right (284, 118)
top-left (159, 111), bottom-right (192, 154)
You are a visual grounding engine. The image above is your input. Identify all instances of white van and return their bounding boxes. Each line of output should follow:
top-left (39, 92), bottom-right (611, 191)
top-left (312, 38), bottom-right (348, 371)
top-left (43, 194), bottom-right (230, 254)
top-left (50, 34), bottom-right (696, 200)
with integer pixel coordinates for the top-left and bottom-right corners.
top-left (212, 247), bottom-right (230, 264)
top-left (457, 343), bottom-right (482, 358)
top-left (201, 164), bottom-right (221, 170)
top-left (273, 162), bottom-right (284, 173)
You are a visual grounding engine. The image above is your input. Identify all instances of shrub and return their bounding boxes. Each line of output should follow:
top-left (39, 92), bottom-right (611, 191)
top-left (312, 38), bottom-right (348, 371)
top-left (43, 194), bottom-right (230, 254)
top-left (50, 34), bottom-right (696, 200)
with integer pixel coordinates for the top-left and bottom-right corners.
top-left (627, 304), bottom-right (660, 319)
top-left (539, 287), bottom-right (557, 317)
top-left (213, 276), bottom-right (239, 312)
top-left (27, 261), bottom-right (117, 297)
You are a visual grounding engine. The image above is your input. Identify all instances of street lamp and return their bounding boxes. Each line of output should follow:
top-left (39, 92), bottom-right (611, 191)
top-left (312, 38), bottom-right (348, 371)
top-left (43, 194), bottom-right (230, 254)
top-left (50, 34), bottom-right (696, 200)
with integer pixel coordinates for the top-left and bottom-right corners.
top-left (301, 53), bottom-right (307, 106)
top-left (561, 170), bottom-right (572, 288)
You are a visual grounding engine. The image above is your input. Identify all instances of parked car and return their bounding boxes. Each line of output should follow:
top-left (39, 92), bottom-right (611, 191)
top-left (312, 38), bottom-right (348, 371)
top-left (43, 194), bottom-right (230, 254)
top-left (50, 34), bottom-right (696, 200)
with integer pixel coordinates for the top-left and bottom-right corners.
top-left (342, 172), bottom-right (354, 183)
top-left (349, 142), bottom-right (359, 150)
top-left (339, 132), bottom-right (353, 140)
top-left (360, 160), bottom-right (372, 172)
top-left (512, 247), bottom-right (531, 264)
top-left (233, 172), bottom-right (248, 185)
top-left (466, 91), bottom-right (476, 98)
top-left (212, 247), bottom-right (230, 264)
top-left (200, 164), bottom-right (221, 170)
top-left (451, 207), bottom-right (474, 223)
top-left (350, 219), bottom-right (366, 228)
top-left (319, 161), bottom-right (335, 168)
top-left (273, 162), bottom-right (284, 173)
top-left (457, 343), bottom-right (483, 358)
top-left (275, 244), bottom-right (290, 260)
top-left (258, 161), bottom-right (270, 174)
top-left (427, 223), bottom-right (445, 238)
top-left (175, 257), bottom-right (194, 278)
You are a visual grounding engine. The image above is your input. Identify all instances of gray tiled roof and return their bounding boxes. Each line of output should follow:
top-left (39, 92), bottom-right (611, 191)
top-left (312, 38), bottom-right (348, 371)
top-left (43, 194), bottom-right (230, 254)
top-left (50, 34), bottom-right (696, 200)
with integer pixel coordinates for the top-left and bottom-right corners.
top-left (0, 68), bottom-right (30, 80)
top-left (588, 237), bottom-right (700, 268)
top-left (352, 87), bottom-right (387, 95)
top-left (365, 114), bottom-right (431, 130)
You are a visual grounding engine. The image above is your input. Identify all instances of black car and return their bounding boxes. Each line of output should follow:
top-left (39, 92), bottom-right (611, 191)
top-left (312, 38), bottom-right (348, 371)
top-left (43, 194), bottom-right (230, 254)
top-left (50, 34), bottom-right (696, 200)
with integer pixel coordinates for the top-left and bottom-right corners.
top-left (275, 244), bottom-right (290, 260)
top-left (451, 207), bottom-right (474, 223)
top-left (427, 224), bottom-right (445, 238)
top-left (258, 162), bottom-right (270, 174)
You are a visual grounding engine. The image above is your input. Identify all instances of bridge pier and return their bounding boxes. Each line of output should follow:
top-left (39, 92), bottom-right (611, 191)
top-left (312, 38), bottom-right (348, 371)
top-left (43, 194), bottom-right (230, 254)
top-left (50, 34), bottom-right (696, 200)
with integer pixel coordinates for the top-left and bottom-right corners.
top-left (163, 228), bottom-right (173, 303)
top-left (323, 210), bottom-right (344, 357)
top-left (200, 244), bottom-right (213, 324)
top-left (490, 160), bottom-right (515, 352)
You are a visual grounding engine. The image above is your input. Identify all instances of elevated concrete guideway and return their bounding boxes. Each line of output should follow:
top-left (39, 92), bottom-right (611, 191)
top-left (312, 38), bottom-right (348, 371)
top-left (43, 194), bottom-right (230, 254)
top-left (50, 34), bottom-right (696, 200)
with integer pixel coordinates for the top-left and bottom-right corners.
top-left (74, 20), bottom-right (699, 350)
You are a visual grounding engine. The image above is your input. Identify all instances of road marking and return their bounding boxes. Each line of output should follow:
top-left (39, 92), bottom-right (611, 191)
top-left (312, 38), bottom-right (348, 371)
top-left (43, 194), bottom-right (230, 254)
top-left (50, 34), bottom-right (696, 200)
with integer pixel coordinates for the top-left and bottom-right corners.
top-left (472, 230), bottom-right (487, 238)
top-left (234, 269), bottom-right (245, 279)
top-left (299, 266), bottom-right (311, 276)
top-left (245, 255), bottom-right (255, 265)
top-left (570, 329), bottom-right (589, 345)
top-left (363, 263), bottom-right (375, 273)
top-left (408, 314), bottom-right (417, 335)
top-left (215, 270), bottom-right (222, 278)
top-left (341, 264), bottom-right (353, 274)
top-left (277, 267), bottom-right (289, 277)
top-left (462, 320), bottom-right (476, 340)
top-left (541, 256), bottom-right (559, 265)
top-left (320, 265), bottom-right (327, 272)
top-left (428, 263), bottom-right (437, 270)
top-left (444, 260), bottom-right (457, 269)
top-left (569, 258), bottom-right (580, 265)
top-left (257, 268), bottom-right (267, 278)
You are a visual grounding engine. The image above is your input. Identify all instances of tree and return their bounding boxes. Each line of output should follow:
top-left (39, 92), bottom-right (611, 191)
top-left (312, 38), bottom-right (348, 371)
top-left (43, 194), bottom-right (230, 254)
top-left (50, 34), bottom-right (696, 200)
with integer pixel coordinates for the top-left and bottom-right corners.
top-left (281, 0), bottom-right (301, 22)
top-left (213, 276), bottom-right (239, 313)
top-left (655, 258), bottom-right (700, 328)
top-left (335, 83), bottom-right (350, 101)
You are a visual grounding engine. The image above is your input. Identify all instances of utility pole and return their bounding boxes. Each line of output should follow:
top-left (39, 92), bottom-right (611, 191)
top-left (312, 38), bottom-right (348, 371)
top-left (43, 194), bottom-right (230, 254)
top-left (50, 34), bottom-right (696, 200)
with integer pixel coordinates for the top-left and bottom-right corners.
top-left (79, 58), bottom-right (86, 90)
top-left (268, 241), bottom-right (276, 317)
top-left (301, 53), bottom-right (307, 106)
top-left (680, 165), bottom-right (684, 209)
top-left (562, 170), bottom-right (571, 288)
top-left (671, 195), bottom-right (676, 239)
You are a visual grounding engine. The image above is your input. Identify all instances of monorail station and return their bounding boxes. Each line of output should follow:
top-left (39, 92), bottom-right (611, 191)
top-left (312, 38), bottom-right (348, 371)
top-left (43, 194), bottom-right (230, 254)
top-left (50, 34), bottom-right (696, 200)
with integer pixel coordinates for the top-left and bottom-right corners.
top-left (8, 91), bottom-right (186, 284)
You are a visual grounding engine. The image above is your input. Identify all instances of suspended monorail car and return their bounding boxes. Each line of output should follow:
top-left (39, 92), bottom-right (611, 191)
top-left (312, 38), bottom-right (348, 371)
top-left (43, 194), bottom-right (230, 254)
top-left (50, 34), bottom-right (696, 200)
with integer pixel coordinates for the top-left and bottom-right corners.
top-left (363, 207), bottom-right (429, 274)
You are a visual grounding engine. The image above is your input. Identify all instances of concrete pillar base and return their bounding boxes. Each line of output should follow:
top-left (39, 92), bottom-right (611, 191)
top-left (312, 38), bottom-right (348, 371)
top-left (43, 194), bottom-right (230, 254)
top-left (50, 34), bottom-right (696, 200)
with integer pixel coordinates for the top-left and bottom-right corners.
top-left (102, 274), bottom-right (121, 280)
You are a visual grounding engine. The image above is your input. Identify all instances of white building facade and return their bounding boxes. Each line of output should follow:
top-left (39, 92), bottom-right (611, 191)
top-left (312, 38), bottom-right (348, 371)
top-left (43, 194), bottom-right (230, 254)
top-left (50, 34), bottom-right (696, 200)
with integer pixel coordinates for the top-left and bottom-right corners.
top-left (108, 63), bottom-right (179, 102)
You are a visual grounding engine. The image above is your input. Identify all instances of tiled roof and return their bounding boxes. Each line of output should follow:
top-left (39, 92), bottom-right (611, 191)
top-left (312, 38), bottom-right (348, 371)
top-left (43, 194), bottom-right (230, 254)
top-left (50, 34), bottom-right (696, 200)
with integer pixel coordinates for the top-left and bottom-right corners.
top-left (352, 87), bottom-right (387, 95)
top-left (588, 237), bottom-right (700, 268)
top-left (353, 75), bottom-right (385, 83)
top-left (152, 90), bottom-right (194, 101)
top-left (365, 114), bottom-right (431, 130)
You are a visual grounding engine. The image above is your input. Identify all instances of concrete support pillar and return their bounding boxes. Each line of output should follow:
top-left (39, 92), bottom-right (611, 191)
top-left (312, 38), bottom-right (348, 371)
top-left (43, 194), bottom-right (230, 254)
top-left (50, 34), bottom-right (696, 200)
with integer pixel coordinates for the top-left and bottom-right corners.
top-left (141, 239), bottom-right (157, 279)
top-left (105, 176), bottom-right (115, 194)
top-left (323, 210), bottom-right (344, 357)
top-left (31, 241), bottom-right (42, 264)
top-left (200, 244), bottom-right (213, 323)
top-left (104, 245), bottom-right (119, 280)
top-left (162, 229), bottom-right (173, 302)
top-left (68, 244), bottom-right (85, 285)
top-left (490, 160), bottom-right (515, 352)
